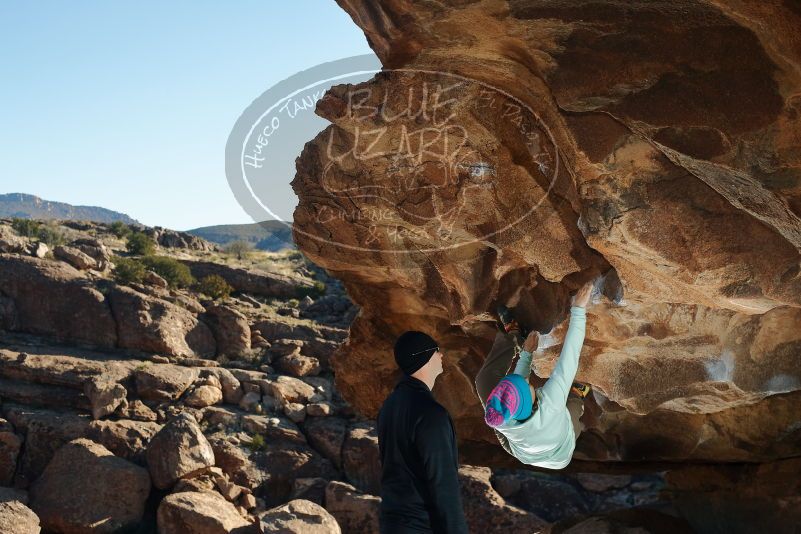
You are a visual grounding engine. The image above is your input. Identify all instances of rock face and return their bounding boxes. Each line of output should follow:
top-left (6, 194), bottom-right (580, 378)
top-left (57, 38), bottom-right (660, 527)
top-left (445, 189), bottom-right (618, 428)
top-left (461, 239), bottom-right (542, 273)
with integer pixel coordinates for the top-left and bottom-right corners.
top-left (0, 255), bottom-right (117, 347)
top-left (109, 286), bottom-right (216, 358)
top-left (146, 412), bottom-right (216, 490)
top-left (181, 260), bottom-right (313, 299)
top-left (288, 0), bottom-right (801, 465)
top-left (29, 438), bottom-right (151, 533)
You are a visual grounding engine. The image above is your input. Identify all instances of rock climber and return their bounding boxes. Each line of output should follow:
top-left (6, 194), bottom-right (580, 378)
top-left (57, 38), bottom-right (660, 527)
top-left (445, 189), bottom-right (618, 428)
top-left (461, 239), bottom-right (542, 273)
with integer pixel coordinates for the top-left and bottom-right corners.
top-left (377, 330), bottom-right (469, 533)
top-left (475, 280), bottom-right (594, 469)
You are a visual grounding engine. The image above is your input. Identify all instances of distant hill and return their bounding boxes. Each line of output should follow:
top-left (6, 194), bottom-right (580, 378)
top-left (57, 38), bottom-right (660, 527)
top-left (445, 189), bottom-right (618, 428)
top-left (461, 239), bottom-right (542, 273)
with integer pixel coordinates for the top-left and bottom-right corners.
top-left (0, 193), bottom-right (138, 224)
top-left (186, 221), bottom-right (295, 252)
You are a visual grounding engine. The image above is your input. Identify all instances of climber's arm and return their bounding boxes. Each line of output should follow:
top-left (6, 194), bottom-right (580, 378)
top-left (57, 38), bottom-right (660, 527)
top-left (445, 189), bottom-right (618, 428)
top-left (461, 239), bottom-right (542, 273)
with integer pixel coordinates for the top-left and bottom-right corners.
top-left (541, 306), bottom-right (586, 406)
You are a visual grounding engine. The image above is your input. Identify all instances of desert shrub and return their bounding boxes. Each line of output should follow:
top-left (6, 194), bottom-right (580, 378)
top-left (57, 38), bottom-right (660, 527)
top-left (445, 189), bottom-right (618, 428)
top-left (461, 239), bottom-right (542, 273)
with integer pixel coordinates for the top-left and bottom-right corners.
top-left (286, 249), bottom-right (303, 261)
top-left (11, 218), bottom-right (40, 237)
top-left (195, 274), bottom-right (233, 300)
top-left (141, 256), bottom-right (195, 288)
top-left (126, 231), bottom-right (156, 256)
top-left (224, 240), bottom-right (252, 260)
top-left (295, 280), bottom-right (326, 299)
top-left (36, 224), bottom-right (67, 247)
top-left (246, 433), bottom-right (266, 452)
top-left (109, 221), bottom-right (131, 238)
top-left (113, 256), bottom-right (146, 285)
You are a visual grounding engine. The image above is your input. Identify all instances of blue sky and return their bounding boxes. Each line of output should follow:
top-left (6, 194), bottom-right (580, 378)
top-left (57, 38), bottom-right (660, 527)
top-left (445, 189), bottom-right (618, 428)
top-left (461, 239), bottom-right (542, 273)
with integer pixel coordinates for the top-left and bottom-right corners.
top-left (0, 1), bottom-right (375, 230)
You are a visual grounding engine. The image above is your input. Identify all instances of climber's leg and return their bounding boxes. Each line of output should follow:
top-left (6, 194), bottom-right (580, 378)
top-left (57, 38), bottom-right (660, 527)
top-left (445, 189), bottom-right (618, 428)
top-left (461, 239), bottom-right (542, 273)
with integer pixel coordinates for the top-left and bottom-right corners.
top-left (475, 331), bottom-right (518, 407)
top-left (567, 396), bottom-right (585, 438)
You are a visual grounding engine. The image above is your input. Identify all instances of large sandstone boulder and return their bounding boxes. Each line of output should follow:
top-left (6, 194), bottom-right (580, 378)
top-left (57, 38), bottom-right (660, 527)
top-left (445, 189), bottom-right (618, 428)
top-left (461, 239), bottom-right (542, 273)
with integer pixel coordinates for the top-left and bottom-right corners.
top-left (0, 419), bottom-right (22, 486)
top-left (134, 363), bottom-right (199, 401)
top-left (324, 481), bottom-right (380, 534)
top-left (287, 0), bottom-right (801, 467)
top-left (2, 406), bottom-right (90, 488)
top-left (29, 438), bottom-right (150, 533)
top-left (146, 412), bottom-right (215, 490)
top-left (259, 499), bottom-right (341, 534)
top-left (85, 419), bottom-right (162, 465)
top-left (109, 285), bottom-right (216, 358)
top-left (0, 255), bottom-right (117, 347)
top-left (458, 465), bottom-right (549, 533)
top-left (302, 416), bottom-right (347, 470)
top-left (342, 422), bottom-right (381, 495)
top-left (203, 303), bottom-right (251, 356)
top-left (157, 491), bottom-right (255, 534)
top-left (53, 245), bottom-right (97, 270)
top-left (0, 226), bottom-right (28, 253)
top-left (0, 499), bottom-right (40, 534)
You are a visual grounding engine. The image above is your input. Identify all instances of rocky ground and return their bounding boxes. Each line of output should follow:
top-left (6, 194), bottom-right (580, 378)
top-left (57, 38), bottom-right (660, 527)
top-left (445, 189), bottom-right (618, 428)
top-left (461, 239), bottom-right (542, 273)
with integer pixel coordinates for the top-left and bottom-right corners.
top-left (1, 218), bottom-right (797, 533)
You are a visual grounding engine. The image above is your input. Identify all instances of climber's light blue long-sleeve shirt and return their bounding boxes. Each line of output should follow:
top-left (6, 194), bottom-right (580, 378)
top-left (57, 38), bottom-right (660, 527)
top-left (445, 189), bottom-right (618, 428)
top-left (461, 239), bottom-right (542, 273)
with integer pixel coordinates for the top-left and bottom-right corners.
top-left (496, 306), bottom-right (586, 469)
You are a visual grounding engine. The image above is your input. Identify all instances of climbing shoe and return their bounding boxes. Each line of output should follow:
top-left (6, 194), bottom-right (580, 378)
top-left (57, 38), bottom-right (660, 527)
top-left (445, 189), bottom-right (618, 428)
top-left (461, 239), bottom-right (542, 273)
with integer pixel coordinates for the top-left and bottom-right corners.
top-left (570, 382), bottom-right (592, 399)
top-left (495, 305), bottom-right (530, 341)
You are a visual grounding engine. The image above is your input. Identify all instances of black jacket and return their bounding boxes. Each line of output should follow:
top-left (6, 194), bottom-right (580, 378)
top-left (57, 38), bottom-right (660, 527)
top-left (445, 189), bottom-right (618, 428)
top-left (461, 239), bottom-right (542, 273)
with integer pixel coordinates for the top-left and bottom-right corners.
top-left (376, 375), bottom-right (469, 533)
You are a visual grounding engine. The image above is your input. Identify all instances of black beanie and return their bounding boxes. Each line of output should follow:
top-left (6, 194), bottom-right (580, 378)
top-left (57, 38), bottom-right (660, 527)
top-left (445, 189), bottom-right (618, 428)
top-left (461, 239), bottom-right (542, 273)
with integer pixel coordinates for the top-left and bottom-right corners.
top-left (394, 331), bottom-right (438, 375)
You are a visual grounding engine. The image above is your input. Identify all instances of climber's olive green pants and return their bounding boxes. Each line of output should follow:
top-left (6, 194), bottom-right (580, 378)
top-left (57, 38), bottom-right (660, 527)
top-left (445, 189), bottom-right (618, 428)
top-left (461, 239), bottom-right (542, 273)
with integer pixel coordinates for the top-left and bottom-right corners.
top-left (475, 331), bottom-right (584, 453)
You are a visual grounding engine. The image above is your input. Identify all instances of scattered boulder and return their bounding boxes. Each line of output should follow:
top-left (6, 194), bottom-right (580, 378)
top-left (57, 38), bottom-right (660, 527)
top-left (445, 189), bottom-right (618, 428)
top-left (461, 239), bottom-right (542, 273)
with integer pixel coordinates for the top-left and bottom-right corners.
top-left (342, 422), bottom-right (381, 495)
top-left (204, 304), bottom-right (251, 356)
top-left (144, 270), bottom-right (169, 288)
top-left (27, 242), bottom-right (48, 259)
top-left (185, 384), bottom-right (224, 408)
top-left (71, 237), bottom-right (112, 270)
top-left (117, 399), bottom-right (159, 422)
top-left (180, 260), bottom-right (310, 299)
top-left (29, 438), bottom-right (150, 534)
top-left (459, 465), bottom-right (548, 533)
top-left (0, 226), bottom-right (28, 253)
top-left (3, 407), bottom-right (90, 488)
top-left (85, 419), bottom-right (162, 465)
top-left (134, 363), bottom-right (199, 402)
top-left (201, 368), bottom-right (243, 404)
top-left (0, 255), bottom-right (117, 347)
top-left (0, 418), bottom-right (22, 486)
top-left (302, 417), bottom-right (347, 470)
top-left (260, 499), bottom-right (341, 534)
top-left (0, 499), bottom-right (40, 534)
top-left (53, 245), bottom-right (96, 270)
top-left (306, 402), bottom-right (334, 417)
top-left (210, 439), bottom-right (268, 492)
top-left (157, 491), bottom-right (255, 534)
top-left (267, 376), bottom-right (316, 405)
top-left (146, 412), bottom-right (215, 490)
top-left (290, 478), bottom-right (328, 506)
top-left (109, 285), bottom-right (216, 358)
top-left (83, 376), bottom-right (127, 419)
top-left (284, 403), bottom-right (306, 423)
top-left (325, 481), bottom-right (380, 534)
top-left (275, 354), bottom-right (321, 377)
